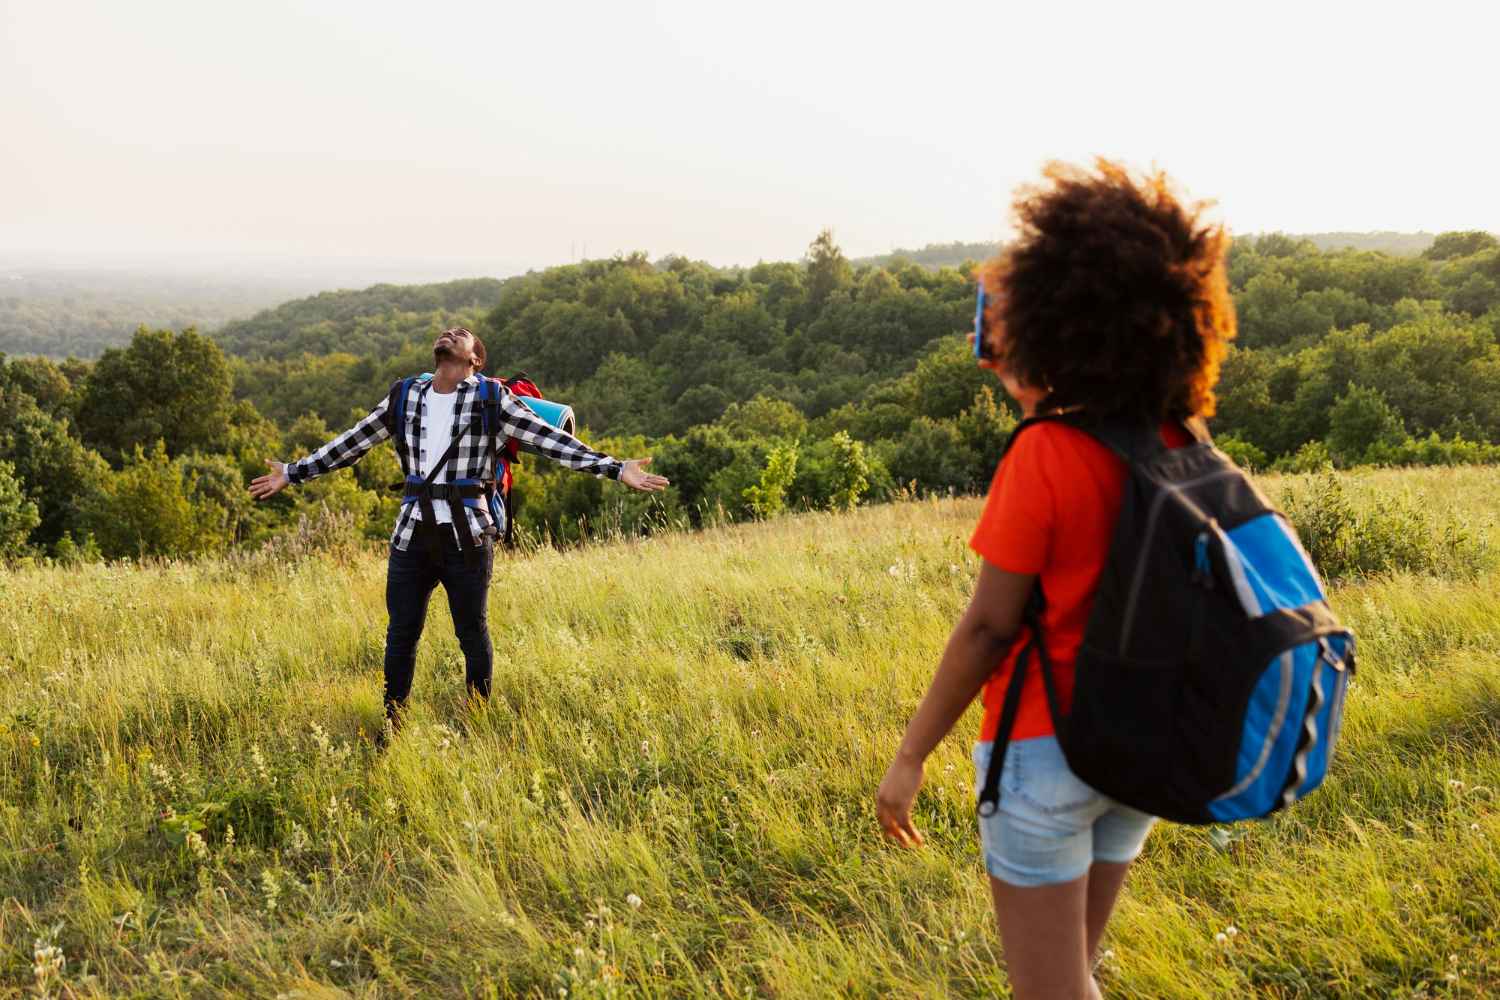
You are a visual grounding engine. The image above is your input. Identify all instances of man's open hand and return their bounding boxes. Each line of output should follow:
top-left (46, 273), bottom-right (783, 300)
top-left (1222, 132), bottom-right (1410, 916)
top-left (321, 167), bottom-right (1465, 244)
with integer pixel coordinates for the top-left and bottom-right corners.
top-left (620, 457), bottom-right (669, 492)
top-left (249, 460), bottom-right (289, 500)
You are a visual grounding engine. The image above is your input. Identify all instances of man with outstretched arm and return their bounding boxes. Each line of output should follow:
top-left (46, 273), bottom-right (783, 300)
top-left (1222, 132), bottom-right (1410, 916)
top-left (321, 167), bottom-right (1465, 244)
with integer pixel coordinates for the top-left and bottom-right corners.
top-left (249, 327), bottom-right (668, 741)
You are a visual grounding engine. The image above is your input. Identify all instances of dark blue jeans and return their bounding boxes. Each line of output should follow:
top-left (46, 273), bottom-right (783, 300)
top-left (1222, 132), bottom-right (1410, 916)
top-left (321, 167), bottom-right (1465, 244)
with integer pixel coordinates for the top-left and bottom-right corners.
top-left (384, 528), bottom-right (494, 718)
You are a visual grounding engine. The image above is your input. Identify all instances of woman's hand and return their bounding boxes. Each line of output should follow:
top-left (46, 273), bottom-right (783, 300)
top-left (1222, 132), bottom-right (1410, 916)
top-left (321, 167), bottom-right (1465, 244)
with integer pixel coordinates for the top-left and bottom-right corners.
top-left (876, 752), bottom-right (927, 847)
top-left (249, 460), bottom-right (289, 500)
top-left (620, 457), bottom-right (670, 492)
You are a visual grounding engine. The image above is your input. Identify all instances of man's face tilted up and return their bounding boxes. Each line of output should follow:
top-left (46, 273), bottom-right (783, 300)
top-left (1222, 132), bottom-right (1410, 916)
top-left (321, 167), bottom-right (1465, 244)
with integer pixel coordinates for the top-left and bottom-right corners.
top-left (433, 327), bottom-right (483, 375)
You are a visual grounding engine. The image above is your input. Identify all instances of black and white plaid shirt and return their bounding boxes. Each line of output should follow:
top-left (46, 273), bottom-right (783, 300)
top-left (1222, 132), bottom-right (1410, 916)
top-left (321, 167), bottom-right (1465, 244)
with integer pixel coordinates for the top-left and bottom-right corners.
top-left (286, 375), bottom-right (623, 548)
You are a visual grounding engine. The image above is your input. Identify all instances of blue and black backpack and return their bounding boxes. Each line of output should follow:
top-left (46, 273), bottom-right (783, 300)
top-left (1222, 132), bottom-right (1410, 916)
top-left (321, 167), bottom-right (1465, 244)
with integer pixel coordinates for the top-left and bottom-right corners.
top-left (977, 413), bottom-right (1355, 825)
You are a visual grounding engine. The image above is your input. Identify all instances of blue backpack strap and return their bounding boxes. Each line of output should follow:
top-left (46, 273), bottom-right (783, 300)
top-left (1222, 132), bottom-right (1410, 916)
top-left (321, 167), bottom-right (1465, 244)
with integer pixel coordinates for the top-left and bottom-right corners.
top-left (481, 376), bottom-right (502, 436)
top-left (386, 375), bottom-right (429, 476)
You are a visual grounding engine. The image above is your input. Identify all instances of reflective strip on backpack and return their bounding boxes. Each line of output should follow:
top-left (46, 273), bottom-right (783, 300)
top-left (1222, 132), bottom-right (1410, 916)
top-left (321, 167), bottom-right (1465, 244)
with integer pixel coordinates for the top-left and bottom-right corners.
top-left (1211, 649), bottom-right (1293, 802)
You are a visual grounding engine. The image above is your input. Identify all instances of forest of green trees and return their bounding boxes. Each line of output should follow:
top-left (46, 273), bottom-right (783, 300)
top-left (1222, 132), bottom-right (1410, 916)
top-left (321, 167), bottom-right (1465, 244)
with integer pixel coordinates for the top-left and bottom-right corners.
top-left (0, 228), bottom-right (1496, 560)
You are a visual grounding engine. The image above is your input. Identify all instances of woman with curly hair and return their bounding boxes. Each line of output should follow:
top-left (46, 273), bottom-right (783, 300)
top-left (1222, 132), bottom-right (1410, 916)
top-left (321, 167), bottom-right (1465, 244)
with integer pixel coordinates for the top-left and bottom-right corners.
top-left (875, 160), bottom-right (1235, 999)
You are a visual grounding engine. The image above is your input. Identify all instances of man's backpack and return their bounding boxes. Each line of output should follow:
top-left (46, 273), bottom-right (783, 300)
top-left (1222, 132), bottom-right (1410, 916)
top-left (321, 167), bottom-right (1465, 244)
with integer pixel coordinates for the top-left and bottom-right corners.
top-left (976, 413), bottom-right (1355, 825)
top-left (385, 371), bottom-right (548, 550)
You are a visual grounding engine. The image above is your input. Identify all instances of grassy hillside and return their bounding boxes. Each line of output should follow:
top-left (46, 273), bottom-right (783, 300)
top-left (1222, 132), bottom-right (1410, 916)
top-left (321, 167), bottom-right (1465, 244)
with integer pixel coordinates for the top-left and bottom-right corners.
top-left (3, 467), bottom-right (1498, 997)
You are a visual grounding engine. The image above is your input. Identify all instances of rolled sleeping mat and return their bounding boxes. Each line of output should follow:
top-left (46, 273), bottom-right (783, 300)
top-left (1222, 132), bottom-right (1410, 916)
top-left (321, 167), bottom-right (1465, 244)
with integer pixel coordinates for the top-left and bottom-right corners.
top-left (511, 397), bottom-right (577, 456)
top-left (417, 375), bottom-right (577, 456)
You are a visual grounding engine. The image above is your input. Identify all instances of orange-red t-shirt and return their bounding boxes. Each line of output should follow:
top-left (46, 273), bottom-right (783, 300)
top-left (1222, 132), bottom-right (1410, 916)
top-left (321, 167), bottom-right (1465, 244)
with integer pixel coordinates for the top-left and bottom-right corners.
top-left (969, 420), bottom-right (1192, 741)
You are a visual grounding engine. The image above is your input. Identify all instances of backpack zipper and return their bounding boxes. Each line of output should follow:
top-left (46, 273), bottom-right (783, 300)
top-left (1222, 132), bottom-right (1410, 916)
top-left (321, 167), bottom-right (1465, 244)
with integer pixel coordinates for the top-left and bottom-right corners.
top-left (1191, 530), bottom-right (1215, 589)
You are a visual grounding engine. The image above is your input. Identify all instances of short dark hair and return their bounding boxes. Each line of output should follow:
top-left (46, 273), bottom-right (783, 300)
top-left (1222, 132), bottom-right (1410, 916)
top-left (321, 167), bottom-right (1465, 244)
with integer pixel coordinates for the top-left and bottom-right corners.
top-left (980, 160), bottom-right (1234, 423)
top-left (467, 330), bottom-right (486, 373)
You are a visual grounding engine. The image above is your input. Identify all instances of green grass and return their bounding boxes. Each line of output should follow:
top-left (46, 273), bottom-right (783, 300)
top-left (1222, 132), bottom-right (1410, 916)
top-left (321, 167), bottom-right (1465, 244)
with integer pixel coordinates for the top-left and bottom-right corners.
top-left (2, 468), bottom-right (1499, 997)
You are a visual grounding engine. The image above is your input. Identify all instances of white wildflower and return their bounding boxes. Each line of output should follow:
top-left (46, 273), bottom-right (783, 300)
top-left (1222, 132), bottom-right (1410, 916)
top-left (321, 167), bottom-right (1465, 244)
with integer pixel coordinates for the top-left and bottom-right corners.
top-left (32, 939), bottom-right (65, 984)
top-left (186, 830), bottom-right (208, 859)
top-left (626, 893), bottom-right (643, 909)
top-left (284, 821), bottom-right (309, 858)
top-left (261, 869), bottom-right (281, 912)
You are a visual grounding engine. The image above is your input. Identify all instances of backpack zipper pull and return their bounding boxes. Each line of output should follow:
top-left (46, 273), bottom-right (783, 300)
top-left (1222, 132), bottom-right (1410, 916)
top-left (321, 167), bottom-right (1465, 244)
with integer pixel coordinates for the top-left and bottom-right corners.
top-left (1192, 531), bottom-right (1215, 589)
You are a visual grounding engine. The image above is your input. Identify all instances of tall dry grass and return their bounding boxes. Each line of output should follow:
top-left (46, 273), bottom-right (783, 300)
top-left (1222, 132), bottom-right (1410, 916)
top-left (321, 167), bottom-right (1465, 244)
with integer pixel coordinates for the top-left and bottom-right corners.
top-left (1, 467), bottom-right (1497, 997)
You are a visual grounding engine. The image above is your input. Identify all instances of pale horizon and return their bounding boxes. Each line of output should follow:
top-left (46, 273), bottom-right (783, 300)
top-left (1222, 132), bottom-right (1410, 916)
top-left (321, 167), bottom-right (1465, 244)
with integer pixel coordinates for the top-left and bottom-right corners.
top-left (2, 0), bottom-right (1496, 271)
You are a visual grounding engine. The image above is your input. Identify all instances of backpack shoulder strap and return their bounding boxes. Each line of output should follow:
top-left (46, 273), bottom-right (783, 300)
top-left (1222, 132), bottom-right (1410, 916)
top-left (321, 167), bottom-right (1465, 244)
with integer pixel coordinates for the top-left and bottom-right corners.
top-left (996, 411), bottom-right (1072, 465)
top-left (476, 375), bottom-right (504, 436)
top-left (1047, 411), bottom-right (1188, 468)
top-left (387, 376), bottom-right (424, 472)
top-left (475, 376), bottom-right (504, 486)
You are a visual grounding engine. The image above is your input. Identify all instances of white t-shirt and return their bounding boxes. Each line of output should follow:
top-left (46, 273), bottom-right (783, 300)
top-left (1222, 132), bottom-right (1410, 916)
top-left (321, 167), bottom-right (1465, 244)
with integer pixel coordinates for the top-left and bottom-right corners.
top-left (415, 387), bottom-right (460, 525)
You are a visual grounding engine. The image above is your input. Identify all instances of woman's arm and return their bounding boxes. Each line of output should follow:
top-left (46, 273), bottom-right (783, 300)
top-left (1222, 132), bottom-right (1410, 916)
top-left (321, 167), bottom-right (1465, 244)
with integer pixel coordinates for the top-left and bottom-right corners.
top-left (876, 560), bottom-right (1036, 846)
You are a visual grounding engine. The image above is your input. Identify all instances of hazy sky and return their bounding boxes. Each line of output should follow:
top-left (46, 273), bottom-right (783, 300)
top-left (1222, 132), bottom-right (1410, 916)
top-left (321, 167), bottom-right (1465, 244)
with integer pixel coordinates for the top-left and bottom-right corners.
top-left (1, 0), bottom-right (1494, 270)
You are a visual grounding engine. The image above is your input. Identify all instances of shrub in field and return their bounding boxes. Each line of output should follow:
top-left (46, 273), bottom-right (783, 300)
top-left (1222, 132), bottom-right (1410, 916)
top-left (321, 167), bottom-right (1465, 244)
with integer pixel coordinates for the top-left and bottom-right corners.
top-left (744, 441), bottom-right (799, 518)
top-left (1273, 439), bottom-right (1332, 473)
top-left (1216, 432), bottom-right (1267, 470)
top-left (259, 502), bottom-right (362, 564)
top-left (1280, 466), bottom-right (1489, 578)
top-left (0, 459), bottom-right (40, 557)
top-left (81, 442), bottom-right (227, 559)
top-left (954, 386), bottom-right (1018, 479)
top-left (825, 431), bottom-right (870, 511)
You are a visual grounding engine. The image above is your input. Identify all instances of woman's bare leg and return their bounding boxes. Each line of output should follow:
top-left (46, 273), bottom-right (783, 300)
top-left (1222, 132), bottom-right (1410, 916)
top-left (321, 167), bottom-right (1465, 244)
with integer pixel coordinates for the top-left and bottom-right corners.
top-left (1085, 860), bottom-right (1133, 957)
top-left (989, 861), bottom-right (1132, 1000)
top-left (989, 873), bottom-right (1094, 1000)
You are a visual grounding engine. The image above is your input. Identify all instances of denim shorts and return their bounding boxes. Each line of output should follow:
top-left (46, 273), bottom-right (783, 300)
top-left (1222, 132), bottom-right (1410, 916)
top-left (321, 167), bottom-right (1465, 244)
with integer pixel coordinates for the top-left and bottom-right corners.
top-left (972, 736), bottom-right (1157, 888)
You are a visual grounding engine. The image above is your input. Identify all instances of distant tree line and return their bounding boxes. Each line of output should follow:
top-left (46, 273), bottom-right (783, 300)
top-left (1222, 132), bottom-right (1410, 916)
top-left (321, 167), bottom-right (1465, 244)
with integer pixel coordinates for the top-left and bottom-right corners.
top-left (0, 230), bottom-right (1495, 560)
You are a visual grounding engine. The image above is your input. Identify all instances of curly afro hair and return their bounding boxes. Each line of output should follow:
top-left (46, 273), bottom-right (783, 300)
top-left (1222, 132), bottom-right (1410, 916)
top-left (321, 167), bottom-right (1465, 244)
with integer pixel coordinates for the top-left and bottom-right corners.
top-left (978, 160), bottom-right (1234, 423)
